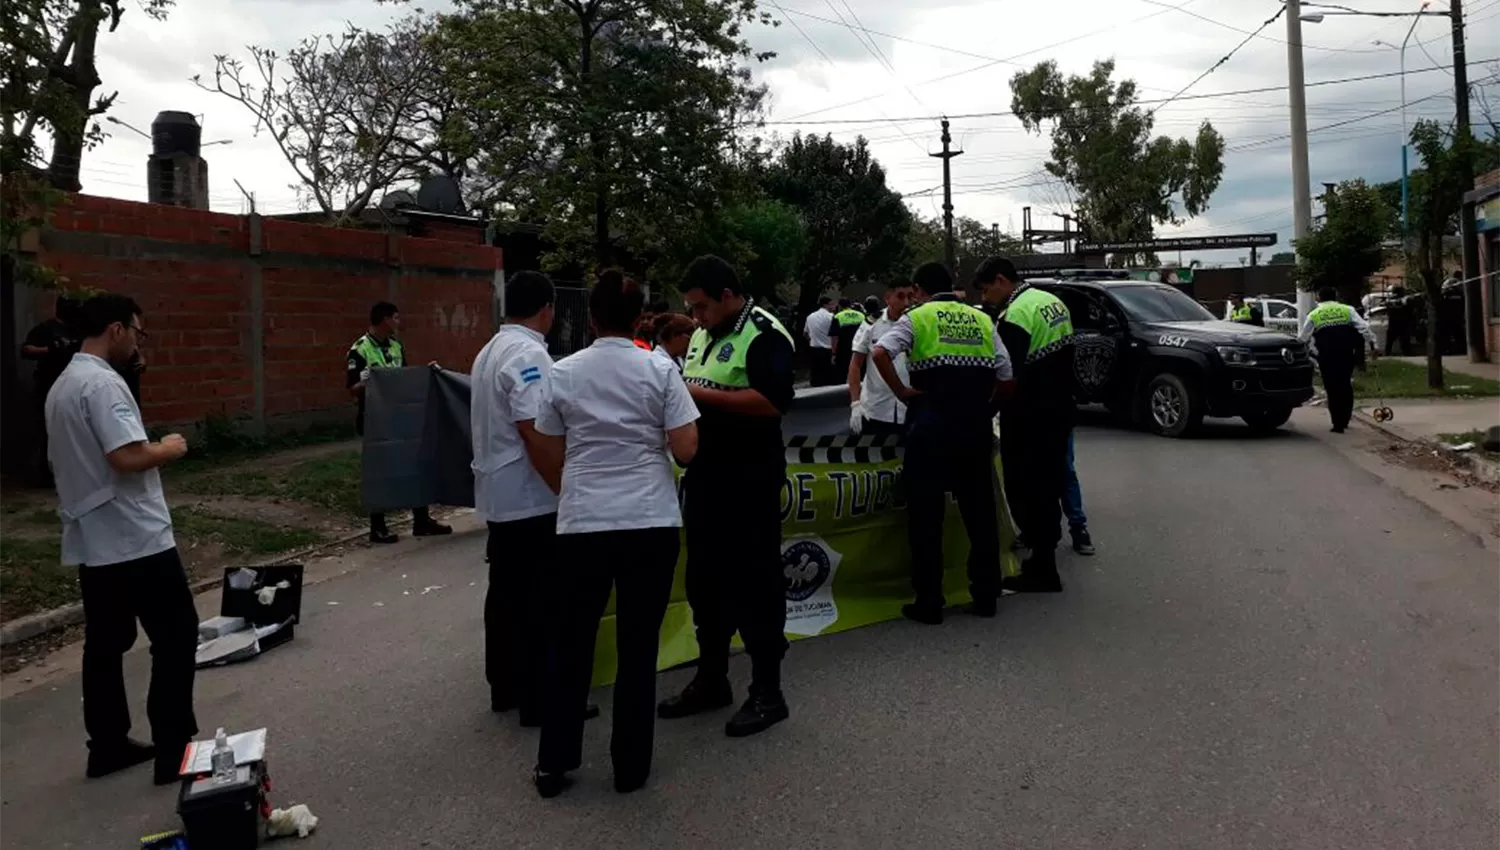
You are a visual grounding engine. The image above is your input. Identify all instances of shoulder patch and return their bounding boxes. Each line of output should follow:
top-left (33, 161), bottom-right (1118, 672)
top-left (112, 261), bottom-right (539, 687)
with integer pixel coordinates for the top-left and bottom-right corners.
top-left (519, 365), bottom-right (542, 384)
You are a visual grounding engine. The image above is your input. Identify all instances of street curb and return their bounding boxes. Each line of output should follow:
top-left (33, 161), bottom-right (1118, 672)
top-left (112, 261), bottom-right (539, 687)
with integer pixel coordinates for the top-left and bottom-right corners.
top-left (1354, 409), bottom-right (1500, 485)
top-left (0, 521), bottom-right (398, 649)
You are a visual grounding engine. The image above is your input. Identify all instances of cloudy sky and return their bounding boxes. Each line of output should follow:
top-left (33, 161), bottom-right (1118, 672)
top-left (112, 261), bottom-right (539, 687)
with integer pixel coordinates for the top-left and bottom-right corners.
top-left (82, 0), bottom-right (1500, 265)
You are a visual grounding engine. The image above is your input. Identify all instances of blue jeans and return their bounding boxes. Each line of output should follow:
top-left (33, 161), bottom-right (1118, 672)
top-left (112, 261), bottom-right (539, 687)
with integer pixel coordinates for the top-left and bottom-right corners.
top-left (1061, 432), bottom-right (1086, 531)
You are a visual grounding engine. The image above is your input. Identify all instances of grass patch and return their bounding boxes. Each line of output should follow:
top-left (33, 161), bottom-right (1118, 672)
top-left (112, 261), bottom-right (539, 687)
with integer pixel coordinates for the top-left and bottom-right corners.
top-left (1325, 359), bottom-right (1500, 399)
top-left (0, 537), bottom-right (73, 621)
top-left (180, 450), bottom-right (365, 516)
top-left (165, 419), bottom-right (356, 476)
top-left (173, 508), bottom-right (326, 555)
top-left (1438, 430), bottom-right (1500, 461)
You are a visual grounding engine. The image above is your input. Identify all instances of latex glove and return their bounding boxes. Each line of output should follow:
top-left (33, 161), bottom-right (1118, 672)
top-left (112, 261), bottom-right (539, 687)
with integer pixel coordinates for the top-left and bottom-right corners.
top-left (359, 368), bottom-right (372, 383)
top-left (849, 403), bottom-right (863, 435)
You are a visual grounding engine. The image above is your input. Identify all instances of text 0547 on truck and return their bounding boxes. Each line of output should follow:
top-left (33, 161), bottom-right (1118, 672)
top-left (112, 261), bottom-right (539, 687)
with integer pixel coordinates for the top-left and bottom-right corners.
top-left (1030, 275), bottom-right (1315, 437)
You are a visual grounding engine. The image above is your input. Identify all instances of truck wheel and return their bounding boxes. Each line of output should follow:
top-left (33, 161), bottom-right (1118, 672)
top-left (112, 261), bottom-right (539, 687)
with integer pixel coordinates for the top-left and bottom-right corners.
top-left (1242, 407), bottom-right (1293, 433)
top-left (1143, 372), bottom-right (1202, 438)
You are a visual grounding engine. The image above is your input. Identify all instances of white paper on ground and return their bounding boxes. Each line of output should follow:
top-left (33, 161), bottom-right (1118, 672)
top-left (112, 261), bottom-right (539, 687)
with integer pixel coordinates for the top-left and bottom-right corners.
top-left (180, 728), bottom-right (268, 775)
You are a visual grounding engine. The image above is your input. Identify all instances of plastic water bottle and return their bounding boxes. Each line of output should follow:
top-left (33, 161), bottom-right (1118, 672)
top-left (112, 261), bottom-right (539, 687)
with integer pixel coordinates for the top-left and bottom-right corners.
top-left (210, 728), bottom-right (236, 783)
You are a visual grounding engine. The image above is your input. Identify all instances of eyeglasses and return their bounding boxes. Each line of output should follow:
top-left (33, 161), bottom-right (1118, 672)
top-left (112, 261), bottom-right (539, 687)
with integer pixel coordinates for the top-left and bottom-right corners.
top-left (124, 323), bottom-right (148, 341)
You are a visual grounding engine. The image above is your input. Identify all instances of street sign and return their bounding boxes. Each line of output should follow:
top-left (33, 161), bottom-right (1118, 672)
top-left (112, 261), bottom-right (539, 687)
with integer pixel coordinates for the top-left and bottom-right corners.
top-left (1077, 234), bottom-right (1278, 254)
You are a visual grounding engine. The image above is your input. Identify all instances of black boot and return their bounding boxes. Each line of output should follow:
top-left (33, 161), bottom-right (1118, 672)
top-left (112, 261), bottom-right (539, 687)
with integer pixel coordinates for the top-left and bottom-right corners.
top-left (413, 517), bottom-right (452, 537)
top-left (86, 738), bottom-right (155, 779)
top-left (964, 595), bottom-right (997, 618)
top-left (725, 691), bottom-right (789, 738)
top-left (1003, 553), bottom-right (1064, 593)
top-left (533, 768), bottom-right (574, 799)
top-left (901, 602), bottom-right (944, 625)
top-left (1071, 527), bottom-right (1096, 556)
top-left (370, 515), bottom-right (397, 544)
top-left (657, 676), bottom-right (733, 720)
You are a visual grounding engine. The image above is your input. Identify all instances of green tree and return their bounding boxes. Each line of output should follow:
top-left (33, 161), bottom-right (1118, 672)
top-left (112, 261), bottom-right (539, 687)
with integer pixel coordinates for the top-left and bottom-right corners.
top-left (443, 0), bottom-right (772, 271)
top-left (1294, 178), bottom-right (1394, 307)
top-left (2, 0), bottom-right (173, 286)
top-left (726, 199), bottom-right (806, 300)
top-left (1268, 251), bottom-right (1296, 265)
top-left (1009, 59), bottom-right (1225, 264)
top-left (763, 133), bottom-right (912, 314)
top-left (905, 215), bottom-right (1022, 284)
top-left (1404, 120), bottom-right (1481, 389)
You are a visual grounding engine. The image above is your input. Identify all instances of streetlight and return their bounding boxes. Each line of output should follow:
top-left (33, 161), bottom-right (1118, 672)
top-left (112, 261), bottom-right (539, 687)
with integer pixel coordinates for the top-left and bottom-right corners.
top-left (104, 115), bottom-right (150, 140)
top-left (1372, 1), bottom-right (1431, 245)
top-left (1286, 0), bottom-right (1316, 320)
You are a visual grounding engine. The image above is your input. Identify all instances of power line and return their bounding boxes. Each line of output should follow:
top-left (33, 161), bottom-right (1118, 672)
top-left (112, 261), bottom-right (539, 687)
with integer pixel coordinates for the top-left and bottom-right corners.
top-left (1134, 0), bottom-right (1392, 52)
top-left (752, 59), bottom-right (1497, 127)
top-left (1150, 4), bottom-right (1289, 116)
top-left (773, 0), bottom-right (1204, 122)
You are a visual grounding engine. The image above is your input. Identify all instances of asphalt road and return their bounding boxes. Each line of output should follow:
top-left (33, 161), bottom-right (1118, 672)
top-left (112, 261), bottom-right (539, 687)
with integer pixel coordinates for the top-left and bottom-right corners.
top-left (3, 416), bottom-right (1496, 849)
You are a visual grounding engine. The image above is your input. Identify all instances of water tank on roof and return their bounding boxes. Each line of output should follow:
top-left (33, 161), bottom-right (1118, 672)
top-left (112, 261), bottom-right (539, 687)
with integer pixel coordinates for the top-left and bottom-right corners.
top-left (151, 111), bottom-right (201, 157)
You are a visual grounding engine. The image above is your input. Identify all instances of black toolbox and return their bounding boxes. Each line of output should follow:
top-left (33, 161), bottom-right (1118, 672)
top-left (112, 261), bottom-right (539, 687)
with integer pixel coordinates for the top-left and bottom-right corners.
top-left (176, 761), bottom-right (268, 850)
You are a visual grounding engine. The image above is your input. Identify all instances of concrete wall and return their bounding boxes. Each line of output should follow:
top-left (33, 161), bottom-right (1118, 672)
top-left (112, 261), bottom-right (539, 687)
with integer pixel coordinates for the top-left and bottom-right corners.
top-left (13, 193), bottom-right (501, 434)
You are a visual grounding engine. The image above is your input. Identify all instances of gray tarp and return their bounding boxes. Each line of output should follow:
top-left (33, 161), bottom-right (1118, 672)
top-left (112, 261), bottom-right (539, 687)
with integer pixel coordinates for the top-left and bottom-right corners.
top-left (361, 367), bottom-right (856, 513)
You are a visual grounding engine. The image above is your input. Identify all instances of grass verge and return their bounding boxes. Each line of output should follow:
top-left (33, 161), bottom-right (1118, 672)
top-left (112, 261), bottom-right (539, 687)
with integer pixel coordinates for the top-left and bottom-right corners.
top-left (1323, 359), bottom-right (1500, 399)
top-left (178, 450), bottom-right (364, 516)
top-left (173, 507), bottom-right (326, 556)
top-left (0, 537), bottom-right (72, 622)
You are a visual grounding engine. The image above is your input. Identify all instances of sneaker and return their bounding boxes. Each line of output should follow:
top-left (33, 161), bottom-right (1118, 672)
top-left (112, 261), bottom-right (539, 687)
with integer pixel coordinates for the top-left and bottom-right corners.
top-left (370, 528), bottom-right (398, 544)
top-left (901, 602), bottom-right (944, 625)
top-left (86, 738), bottom-right (155, 779)
top-left (533, 768), bottom-right (574, 799)
top-left (725, 692), bottom-right (789, 738)
top-left (413, 520), bottom-right (453, 537)
top-left (1071, 528), bottom-right (1096, 556)
top-left (657, 677), bottom-right (734, 720)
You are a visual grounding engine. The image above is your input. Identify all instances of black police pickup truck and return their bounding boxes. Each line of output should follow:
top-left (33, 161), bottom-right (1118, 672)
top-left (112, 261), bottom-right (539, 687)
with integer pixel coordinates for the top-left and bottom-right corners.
top-left (1030, 272), bottom-right (1315, 437)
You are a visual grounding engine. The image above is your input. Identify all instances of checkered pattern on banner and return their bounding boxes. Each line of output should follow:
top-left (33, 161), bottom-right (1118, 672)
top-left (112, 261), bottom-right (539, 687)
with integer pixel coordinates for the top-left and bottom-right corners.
top-left (785, 434), bottom-right (904, 464)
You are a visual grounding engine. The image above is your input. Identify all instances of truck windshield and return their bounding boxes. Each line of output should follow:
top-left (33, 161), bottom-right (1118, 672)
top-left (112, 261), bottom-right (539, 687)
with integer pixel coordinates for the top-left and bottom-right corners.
top-left (1111, 285), bottom-right (1216, 322)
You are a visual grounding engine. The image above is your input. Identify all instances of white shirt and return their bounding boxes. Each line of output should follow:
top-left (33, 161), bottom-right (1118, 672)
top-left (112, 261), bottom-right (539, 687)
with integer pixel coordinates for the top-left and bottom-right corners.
top-left (45, 353), bottom-right (175, 566)
top-left (805, 309), bottom-right (834, 350)
top-left (651, 344), bottom-right (683, 373)
top-left (875, 306), bottom-right (1015, 382)
top-left (535, 337), bottom-right (699, 535)
top-left (852, 311), bottom-right (909, 424)
top-left (470, 325), bottom-right (559, 523)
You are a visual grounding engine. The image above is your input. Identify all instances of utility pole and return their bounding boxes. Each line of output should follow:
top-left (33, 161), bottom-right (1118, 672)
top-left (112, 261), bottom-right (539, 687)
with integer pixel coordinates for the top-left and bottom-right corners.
top-left (931, 117), bottom-right (962, 274)
top-left (1451, 0), bottom-right (1487, 361)
top-left (1286, 0), bottom-right (1315, 321)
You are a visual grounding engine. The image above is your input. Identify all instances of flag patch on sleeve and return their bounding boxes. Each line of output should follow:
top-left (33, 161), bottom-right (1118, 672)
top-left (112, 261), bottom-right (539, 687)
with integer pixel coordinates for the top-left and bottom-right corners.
top-left (519, 365), bottom-right (542, 384)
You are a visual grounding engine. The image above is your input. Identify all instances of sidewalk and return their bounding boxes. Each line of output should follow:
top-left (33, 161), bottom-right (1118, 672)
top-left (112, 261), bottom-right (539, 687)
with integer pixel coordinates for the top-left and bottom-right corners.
top-left (1389, 355), bottom-right (1500, 384)
top-left (1354, 396), bottom-right (1499, 441)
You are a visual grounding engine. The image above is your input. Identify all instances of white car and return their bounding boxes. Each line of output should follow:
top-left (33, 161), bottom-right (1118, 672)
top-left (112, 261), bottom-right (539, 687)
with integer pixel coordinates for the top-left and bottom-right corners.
top-left (1250, 298), bottom-right (1300, 335)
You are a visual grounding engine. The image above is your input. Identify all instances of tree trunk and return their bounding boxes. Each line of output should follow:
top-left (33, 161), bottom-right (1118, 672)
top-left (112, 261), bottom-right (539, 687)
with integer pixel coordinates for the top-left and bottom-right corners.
top-left (1421, 264), bottom-right (1444, 389)
top-left (46, 5), bottom-right (105, 193)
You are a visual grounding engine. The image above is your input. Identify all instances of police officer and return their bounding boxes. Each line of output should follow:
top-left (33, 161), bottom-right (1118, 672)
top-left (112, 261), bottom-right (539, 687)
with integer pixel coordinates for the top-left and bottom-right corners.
top-left (658, 255), bottom-right (795, 738)
top-left (1299, 286), bottom-right (1376, 434)
top-left (1228, 292), bottom-right (1263, 326)
top-left (830, 299), bottom-right (866, 385)
top-left (347, 301), bottom-right (451, 543)
top-left (972, 257), bottom-right (1075, 594)
top-left (871, 262), bottom-right (1013, 624)
top-left (21, 296), bottom-right (77, 486)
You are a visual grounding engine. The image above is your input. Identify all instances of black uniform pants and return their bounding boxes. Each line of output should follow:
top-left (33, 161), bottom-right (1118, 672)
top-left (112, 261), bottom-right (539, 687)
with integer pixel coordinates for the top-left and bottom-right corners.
top-left (862, 417), bottom-right (908, 437)
top-left (810, 347), bottom-right (834, 386)
top-left (538, 527), bottom-right (679, 781)
top-left (904, 429), bottom-right (1001, 608)
top-left (485, 514), bottom-right (556, 722)
top-left (1321, 361), bottom-right (1355, 431)
top-left (79, 548), bottom-right (199, 750)
top-left (1000, 414), bottom-right (1072, 558)
top-left (683, 467), bottom-right (787, 693)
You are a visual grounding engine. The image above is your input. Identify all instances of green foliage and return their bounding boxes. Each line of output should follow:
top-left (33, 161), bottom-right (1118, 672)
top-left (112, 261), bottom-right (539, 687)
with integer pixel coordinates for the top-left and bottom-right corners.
top-left (2, 0), bottom-right (174, 287)
top-left (172, 508), bottom-right (325, 556)
top-left (1009, 59), bottom-right (1224, 262)
top-left (432, 0), bottom-right (773, 272)
top-left (762, 133), bottom-right (912, 311)
top-left (725, 199), bottom-right (807, 301)
top-left (181, 451), bottom-right (366, 516)
top-left (1268, 251), bottom-right (1296, 266)
top-left (1294, 179), bottom-right (1394, 302)
top-left (905, 215), bottom-right (1022, 284)
top-left (0, 536), bottom-right (71, 620)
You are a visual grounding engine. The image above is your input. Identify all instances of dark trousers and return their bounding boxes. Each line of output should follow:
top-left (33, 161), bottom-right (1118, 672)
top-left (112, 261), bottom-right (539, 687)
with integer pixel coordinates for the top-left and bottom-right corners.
top-left (683, 468), bottom-right (787, 694)
top-left (371, 506), bottom-right (432, 533)
top-left (862, 417), bottom-right (908, 437)
top-left (486, 514), bottom-right (556, 722)
top-left (538, 527), bottom-right (679, 781)
top-left (810, 348), bottom-right (834, 386)
top-left (905, 429), bottom-right (1001, 608)
top-left (1322, 362), bottom-right (1355, 430)
top-left (1000, 415), bottom-right (1072, 557)
top-left (79, 548), bottom-right (199, 750)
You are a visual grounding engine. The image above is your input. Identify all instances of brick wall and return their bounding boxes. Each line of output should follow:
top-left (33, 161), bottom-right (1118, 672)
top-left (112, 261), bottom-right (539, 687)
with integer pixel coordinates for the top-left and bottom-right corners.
top-left (22, 193), bottom-right (500, 431)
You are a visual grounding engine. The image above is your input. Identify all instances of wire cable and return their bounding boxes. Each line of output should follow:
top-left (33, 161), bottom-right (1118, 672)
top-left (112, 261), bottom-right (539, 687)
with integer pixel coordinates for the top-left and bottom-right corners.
top-left (1150, 4), bottom-right (1288, 116)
